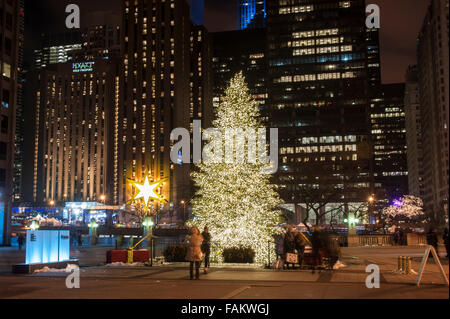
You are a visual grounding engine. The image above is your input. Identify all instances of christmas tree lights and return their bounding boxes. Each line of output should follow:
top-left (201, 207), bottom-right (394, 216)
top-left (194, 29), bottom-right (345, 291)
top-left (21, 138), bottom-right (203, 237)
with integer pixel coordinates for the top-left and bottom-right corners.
top-left (189, 72), bottom-right (283, 263)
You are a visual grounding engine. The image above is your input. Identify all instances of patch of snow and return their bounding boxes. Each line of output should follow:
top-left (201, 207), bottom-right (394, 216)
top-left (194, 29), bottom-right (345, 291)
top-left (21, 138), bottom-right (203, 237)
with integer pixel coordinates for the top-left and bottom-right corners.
top-left (333, 260), bottom-right (347, 270)
top-left (106, 262), bottom-right (146, 267)
top-left (33, 265), bottom-right (73, 273)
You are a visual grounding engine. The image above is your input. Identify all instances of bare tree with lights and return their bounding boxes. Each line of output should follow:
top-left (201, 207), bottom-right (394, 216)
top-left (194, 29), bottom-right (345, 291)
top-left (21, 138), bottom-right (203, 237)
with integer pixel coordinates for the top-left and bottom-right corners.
top-left (381, 195), bottom-right (428, 227)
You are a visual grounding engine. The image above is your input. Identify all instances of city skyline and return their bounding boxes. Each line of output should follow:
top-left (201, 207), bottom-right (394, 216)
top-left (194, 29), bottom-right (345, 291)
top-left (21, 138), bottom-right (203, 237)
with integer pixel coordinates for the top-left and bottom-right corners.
top-left (23, 0), bottom-right (429, 84)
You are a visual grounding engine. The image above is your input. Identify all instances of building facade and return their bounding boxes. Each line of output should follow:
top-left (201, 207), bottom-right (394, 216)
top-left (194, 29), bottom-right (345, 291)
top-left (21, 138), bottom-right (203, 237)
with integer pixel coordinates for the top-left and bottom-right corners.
top-left (212, 28), bottom-right (267, 122)
top-left (0, 0), bottom-right (22, 245)
top-left (266, 0), bottom-right (381, 223)
top-left (371, 83), bottom-right (408, 203)
top-left (118, 0), bottom-right (211, 220)
top-left (417, 0), bottom-right (449, 224)
top-left (32, 59), bottom-right (120, 205)
top-left (404, 65), bottom-right (424, 199)
top-left (34, 31), bottom-right (82, 69)
top-left (239, 0), bottom-right (266, 30)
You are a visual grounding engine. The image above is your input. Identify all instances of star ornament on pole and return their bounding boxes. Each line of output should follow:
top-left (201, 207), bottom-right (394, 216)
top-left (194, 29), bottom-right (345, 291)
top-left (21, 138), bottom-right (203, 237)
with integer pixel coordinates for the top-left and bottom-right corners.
top-left (127, 172), bottom-right (167, 209)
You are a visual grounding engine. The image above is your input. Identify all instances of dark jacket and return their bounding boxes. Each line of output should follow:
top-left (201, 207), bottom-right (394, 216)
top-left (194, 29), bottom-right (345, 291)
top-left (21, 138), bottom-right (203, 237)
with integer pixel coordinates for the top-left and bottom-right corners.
top-left (426, 231), bottom-right (438, 247)
top-left (201, 231), bottom-right (211, 253)
top-left (311, 230), bottom-right (323, 253)
top-left (284, 231), bottom-right (296, 254)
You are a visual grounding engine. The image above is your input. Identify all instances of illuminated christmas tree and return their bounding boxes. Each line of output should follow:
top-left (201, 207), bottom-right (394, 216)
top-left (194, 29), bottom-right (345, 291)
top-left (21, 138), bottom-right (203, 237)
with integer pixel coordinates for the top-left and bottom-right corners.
top-left (189, 72), bottom-right (283, 263)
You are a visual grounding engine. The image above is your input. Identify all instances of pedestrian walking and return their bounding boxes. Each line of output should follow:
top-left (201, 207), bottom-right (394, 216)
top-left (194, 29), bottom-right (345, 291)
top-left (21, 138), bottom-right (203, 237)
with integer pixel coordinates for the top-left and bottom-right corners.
top-left (294, 231), bottom-right (306, 268)
top-left (186, 226), bottom-right (204, 280)
top-left (443, 228), bottom-right (449, 259)
top-left (426, 227), bottom-right (439, 258)
top-left (283, 226), bottom-right (296, 270)
top-left (18, 233), bottom-right (25, 251)
top-left (201, 225), bottom-right (211, 274)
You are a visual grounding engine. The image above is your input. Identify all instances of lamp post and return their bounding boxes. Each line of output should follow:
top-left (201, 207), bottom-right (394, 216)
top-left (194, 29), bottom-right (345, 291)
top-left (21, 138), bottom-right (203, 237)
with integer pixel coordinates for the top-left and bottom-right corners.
top-left (143, 216), bottom-right (154, 247)
top-left (30, 220), bottom-right (39, 231)
top-left (368, 195), bottom-right (375, 225)
top-left (181, 200), bottom-right (186, 223)
top-left (88, 218), bottom-right (99, 246)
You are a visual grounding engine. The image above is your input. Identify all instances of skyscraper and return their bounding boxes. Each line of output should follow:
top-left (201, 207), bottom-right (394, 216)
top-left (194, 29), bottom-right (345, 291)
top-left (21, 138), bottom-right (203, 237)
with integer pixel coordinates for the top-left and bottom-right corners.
top-left (31, 58), bottom-right (120, 204)
top-left (404, 65), bottom-right (424, 199)
top-left (212, 28), bottom-right (267, 121)
top-left (266, 0), bottom-right (381, 223)
top-left (371, 84), bottom-right (408, 203)
top-left (0, 0), bottom-right (23, 245)
top-left (239, 0), bottom-right (266, 30)
top-left (416, 0), bottom-right (449, 224)
top-left (13, 0), bottom-right (24, 202)
top-left (118, 0), bottom-right (212, 219)
top-left (33, 31), bottom-right (82, 69)
top-left (28, 13), bottom-right (122, 205)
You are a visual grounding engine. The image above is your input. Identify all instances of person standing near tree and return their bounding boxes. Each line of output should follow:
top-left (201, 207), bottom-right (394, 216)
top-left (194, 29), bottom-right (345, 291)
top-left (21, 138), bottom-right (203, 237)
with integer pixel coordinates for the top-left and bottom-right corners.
top-left (201, 225), bottom-right (211, 274)
top-left (186, 226), bottom-right (204, 280)
top-left (275, 233), bottom-right (285, 269)
top-left (443, 228), bottom-right (449, 258)
top-left (283, 226), bottom-right (296, 270)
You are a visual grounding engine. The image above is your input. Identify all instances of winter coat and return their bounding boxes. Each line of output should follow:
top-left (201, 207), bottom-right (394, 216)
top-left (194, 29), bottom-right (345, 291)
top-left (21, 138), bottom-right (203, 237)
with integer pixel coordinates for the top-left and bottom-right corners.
top-left (443, 229), bottom-right (449, 245)
top-left (311, 230), bottom-right (325, 253)
top-left (186, 233), bottom-right (204, 262)
top-left (201, 231), bottom-right (211, 253)
top-left (275, 235), bottom-right (284, 255)
top-left (426, 231), bottom-right (438, 247)
top-left (284, 232), bottom-right (296, 254)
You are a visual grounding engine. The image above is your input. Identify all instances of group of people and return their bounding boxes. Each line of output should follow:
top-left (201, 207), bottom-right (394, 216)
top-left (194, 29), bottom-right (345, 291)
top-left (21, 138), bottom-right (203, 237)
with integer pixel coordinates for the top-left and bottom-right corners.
top-left (185, 225), bottom-right (211, 280)
top-left (275, 226), bottom-right (310, 270)
top-left (275, 225), bottom-right (340, 270)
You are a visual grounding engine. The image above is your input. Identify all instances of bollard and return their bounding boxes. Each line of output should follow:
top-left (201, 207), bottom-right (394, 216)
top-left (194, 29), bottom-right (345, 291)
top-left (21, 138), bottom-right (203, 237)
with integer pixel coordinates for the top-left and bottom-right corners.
top-left (405, 256), bottom-right (411, 274)
top-left (127, 249), bottom-right (134, 264)
top-left (401, 256), bottom-right (406, 273)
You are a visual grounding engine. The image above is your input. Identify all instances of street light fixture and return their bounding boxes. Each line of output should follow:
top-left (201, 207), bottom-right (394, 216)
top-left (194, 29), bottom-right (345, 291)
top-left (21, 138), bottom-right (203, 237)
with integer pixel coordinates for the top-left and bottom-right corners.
top-left (181, 200), bottom-right (186, 222)
top-left (30, 220), bottom-right (39, 230)
top-left (100, 194), bottom-right (106, 203)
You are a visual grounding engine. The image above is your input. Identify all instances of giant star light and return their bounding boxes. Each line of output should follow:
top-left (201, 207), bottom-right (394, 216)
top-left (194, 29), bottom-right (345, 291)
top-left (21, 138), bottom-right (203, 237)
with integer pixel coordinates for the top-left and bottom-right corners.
top-left (128, 172), bottom-right (167, 209)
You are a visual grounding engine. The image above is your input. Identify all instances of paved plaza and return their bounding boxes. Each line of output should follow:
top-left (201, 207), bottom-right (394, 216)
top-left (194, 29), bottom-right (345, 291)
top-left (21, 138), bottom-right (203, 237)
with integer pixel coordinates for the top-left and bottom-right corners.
top-left (0, 246), bottom-right (448, 299)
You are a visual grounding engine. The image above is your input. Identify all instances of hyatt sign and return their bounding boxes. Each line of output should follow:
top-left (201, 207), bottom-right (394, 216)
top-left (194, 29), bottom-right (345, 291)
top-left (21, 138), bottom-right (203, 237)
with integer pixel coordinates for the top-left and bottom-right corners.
top-left (73, 62), bottom-right (95, 73)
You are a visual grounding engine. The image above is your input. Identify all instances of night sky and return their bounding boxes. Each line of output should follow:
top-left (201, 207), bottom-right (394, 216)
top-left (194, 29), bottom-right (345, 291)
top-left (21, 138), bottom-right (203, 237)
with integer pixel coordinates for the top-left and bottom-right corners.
top-left (25, 0), bottom-right (430, 84)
